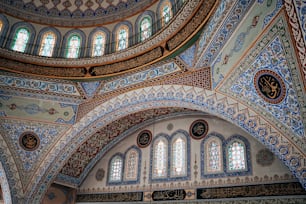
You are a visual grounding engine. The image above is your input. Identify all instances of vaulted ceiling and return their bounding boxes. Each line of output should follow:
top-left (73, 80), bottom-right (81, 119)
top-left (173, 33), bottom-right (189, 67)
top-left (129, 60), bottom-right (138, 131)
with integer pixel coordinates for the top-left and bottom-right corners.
top-left (0, 0), bottom-right (305, 203)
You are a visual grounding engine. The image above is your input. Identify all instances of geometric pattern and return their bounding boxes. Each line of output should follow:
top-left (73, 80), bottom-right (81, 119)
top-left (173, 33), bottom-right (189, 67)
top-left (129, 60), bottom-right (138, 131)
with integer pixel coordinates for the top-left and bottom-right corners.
top-left (28, 84), bottom-right (306, 203)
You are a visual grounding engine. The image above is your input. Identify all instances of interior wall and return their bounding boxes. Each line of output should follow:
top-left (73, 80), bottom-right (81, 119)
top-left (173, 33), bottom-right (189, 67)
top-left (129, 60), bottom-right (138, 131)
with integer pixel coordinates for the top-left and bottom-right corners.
top-left (79, 114), bottom-right (296, 193)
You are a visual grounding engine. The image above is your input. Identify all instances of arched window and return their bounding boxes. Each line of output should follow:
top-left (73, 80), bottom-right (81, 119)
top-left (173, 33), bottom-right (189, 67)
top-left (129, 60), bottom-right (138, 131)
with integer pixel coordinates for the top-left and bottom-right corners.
top-left (228, 140), bottom-right (246, 171)
top-left (124, 149), bottom-right (138, 181)
top-left (152, 138), bottom-right (167, 178)
top-left (0, 20), bottom-right (3, 33)
top-left (161, 2), bottom-right (172, 26)
top-left (116, 26), bottom-right (128, 51)
top-left (39, 31), bottom-right (56, 57)
top-left (92, 31), bottom-right (106, 57)
top-left (12, 28), bottom-right (29, 52)
top-left (171, 136), bottom-right (186, 176)
top-left (66, 34), bottom-right (81, 58)
top-left (109, 155), bottom-right (123, 182)
top-left (206, 139), bottom-right (222, 173)
top-left (140, 17), bottom-right (152, 41)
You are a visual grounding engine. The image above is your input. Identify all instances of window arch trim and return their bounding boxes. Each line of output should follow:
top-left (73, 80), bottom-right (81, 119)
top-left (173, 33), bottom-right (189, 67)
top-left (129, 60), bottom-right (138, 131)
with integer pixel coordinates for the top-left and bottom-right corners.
top-left (123, 145), bottom-right (141, 184)
top-left (62, 29), bottom-right (86, 58)
top-left (112, 21), bottom-right (133, 52)
top-left (35, 27), bottom-right (61, 57)
top-left (88, 27), bottom-right (110, 57)
top-left (0, 14), bottom-right (9, 46)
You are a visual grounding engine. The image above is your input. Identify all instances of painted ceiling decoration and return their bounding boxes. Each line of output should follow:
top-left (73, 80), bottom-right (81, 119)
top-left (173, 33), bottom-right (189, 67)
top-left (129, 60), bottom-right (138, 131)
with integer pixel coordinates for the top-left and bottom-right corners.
top-left (0, 0), bottom-right (305, 203)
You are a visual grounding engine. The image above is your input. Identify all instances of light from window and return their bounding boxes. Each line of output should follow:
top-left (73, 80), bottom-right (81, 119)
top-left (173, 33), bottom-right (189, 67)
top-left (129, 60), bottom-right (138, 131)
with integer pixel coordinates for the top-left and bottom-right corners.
top-left (39, 32), bottom-right (56, 57)
top-left (140, 17), bottom-right (152, 41)
top-left (172, 137), bottom-right (186, 176)
top-left (153, 139), bottom-right (167, 178)
top-left (12, 28), bottom-right (29, 52)
top-left (92, 32), bottom-right (105, 57)
top-left (109, 155), bottom-right (123, 182)
top-left (125, 150), bottom-right (138, 180)
top-left (117, 27), bottom-right (128, 51)
top-left (66, 35), bottom-right (81, 58)
top-left (162, 4), bottom-right (172, 25)
top-left (207, 140), bottom-right (221, 172)
top-left (0, 20), bottom-right (3, 33)
top-left (228, 141), bottom-right (246, 170)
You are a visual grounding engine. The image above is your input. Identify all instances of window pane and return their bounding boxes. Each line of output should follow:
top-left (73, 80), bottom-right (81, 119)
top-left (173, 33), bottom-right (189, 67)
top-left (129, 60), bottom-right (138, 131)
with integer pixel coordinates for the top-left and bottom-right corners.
top-left (172, 137), bottom-right (186, 176)
top-left (39, 32), bottom-right (56, 57)
top-left (207, 140), bottom-right (221, 172)
top-left (125, 150), bottom-right (138, 180)
top-left (110, 156), bottom-right (123, 182)
top-left (0, 21), bottom-right (3, 33)
top-left (92, 32), bottom-right (105, 57)
top-left (117, 28), bottom-right (128, 51)
top-left (12, 28), bottom-right (29, 52)
top-left (228, 141), bottom-right (246, 170)
top-left (140, 17), bottom-right (151, 41)
top-left (153, 140), bottom-right (167, 178)
top-left (66, 35), bottom-right (81, 58)
top-left (162, 5), bottom-right (171, 25)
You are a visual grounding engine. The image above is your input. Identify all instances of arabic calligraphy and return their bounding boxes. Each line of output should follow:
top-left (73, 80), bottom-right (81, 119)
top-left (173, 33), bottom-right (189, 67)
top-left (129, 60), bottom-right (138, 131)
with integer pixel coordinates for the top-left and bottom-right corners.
top-left (254, 70), bottom-right (285, 104)
top-left (152, 189), bottom-right (186, 201)
top-left (137, 130), bottom-right (152, 148)
top-left (189, 120), bottom-right (208, 139)
top-left (19, 132), bottom-right (40, 151)
top-left (77, 192), bottom-right (143, 202)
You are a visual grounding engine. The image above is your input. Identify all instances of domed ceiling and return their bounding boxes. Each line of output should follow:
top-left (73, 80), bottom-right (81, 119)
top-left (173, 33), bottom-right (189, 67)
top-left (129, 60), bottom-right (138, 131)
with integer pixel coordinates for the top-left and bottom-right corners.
top-left (0, 0), bottom-right (157, 26)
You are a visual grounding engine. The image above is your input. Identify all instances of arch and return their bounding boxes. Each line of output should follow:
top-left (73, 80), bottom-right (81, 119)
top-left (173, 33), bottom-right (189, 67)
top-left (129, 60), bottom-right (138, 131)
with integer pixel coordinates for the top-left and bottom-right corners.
top-left (151, 134), bottom-right (168, 180)
top-left (0, 14), bottom-right (9, 46)
top-left (107, 153), bottom-right (124, 184)
top-left (224, 135), bottom-right (252, 176)
top-left (35, 27), bottom-right (61, 57)
top-left (112, 21), bottom-right (133, 52)
top-left (170, 130), bottom-right (190, 179)
top-left (124, 145), bottom-right (141, 183)
top-left (62, 29), bottom-right (86, 58)
top-left (201, 132), bottom-right (225, 178)
top-left (88, 27), bottom-right (110, 56)
top-left (0, 162), bottom-right (12, 204)
top-left (27, 85), bottom-right (306, 203)
top-left (157, 0), bottom-right (174, 28)
top-left (6, 22), bottom-right (36, 54)
top-left (135, 11), bottom-right (155, 43)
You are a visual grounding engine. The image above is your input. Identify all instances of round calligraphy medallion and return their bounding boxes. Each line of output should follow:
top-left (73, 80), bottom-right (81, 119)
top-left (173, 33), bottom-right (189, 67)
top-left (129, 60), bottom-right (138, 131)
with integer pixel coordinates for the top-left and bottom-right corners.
top-left (256, 149), bottom-right (274, 166)
top-left (95, 168), bottom-right (105, 181)
top-left (189, 120), bottom-right (208, 140)
top-left (19, 132), bottom-right (40, 151)
top-left (137, 130), bottom-right (152, 148)
top-left (254, 70), bottom-right (286, 104)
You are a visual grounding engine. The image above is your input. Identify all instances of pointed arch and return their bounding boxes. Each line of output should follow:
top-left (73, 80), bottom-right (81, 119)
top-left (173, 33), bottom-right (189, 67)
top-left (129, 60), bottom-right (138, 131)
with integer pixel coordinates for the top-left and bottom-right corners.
top-left (107, 153), bottom-right (124, 184)
top-left (201, 132), bottom-right (225, 178)
top-left (124, 146), bottom-right (141, 183)
top-left (151, 135), bottom-right (168, 179)
top-left (225, 135), bottom-right (251, 176)
top-left (31, 85), bottom-right (306, 203)
top-left (170, 131), bottom-right (187, 177)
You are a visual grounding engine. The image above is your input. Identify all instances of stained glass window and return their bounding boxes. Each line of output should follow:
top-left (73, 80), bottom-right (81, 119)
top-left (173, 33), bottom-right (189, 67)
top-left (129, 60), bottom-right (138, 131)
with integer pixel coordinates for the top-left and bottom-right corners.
top-left (228, 141), bottom-right (246, 170)
top-left (171, 137), bottom-right (186, 176)
top-left (207, 140), bottom-right (221, 172)
top-left (140, 17), bottom-right (152, 41)
top-left (117, 26), bottom-right (128, 51)
top-left (153, 139), bottom-right (167, 178)
top-left (161, 3), bottom-right (172, 26)
top-left (0, 20), bottom-right (3, 33)
top-left (125, 149), bottom-right (138, 180)
top-left (12, 28), bottom-right (29, 52)
top-left (39, 31), bottom-right (56, 57)
top-left (109, 155), bottom-right (123, 182)
top-left (66, 34), bottom-right (81, 58)
top-left (92, 31), bottom-right (105, 57)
